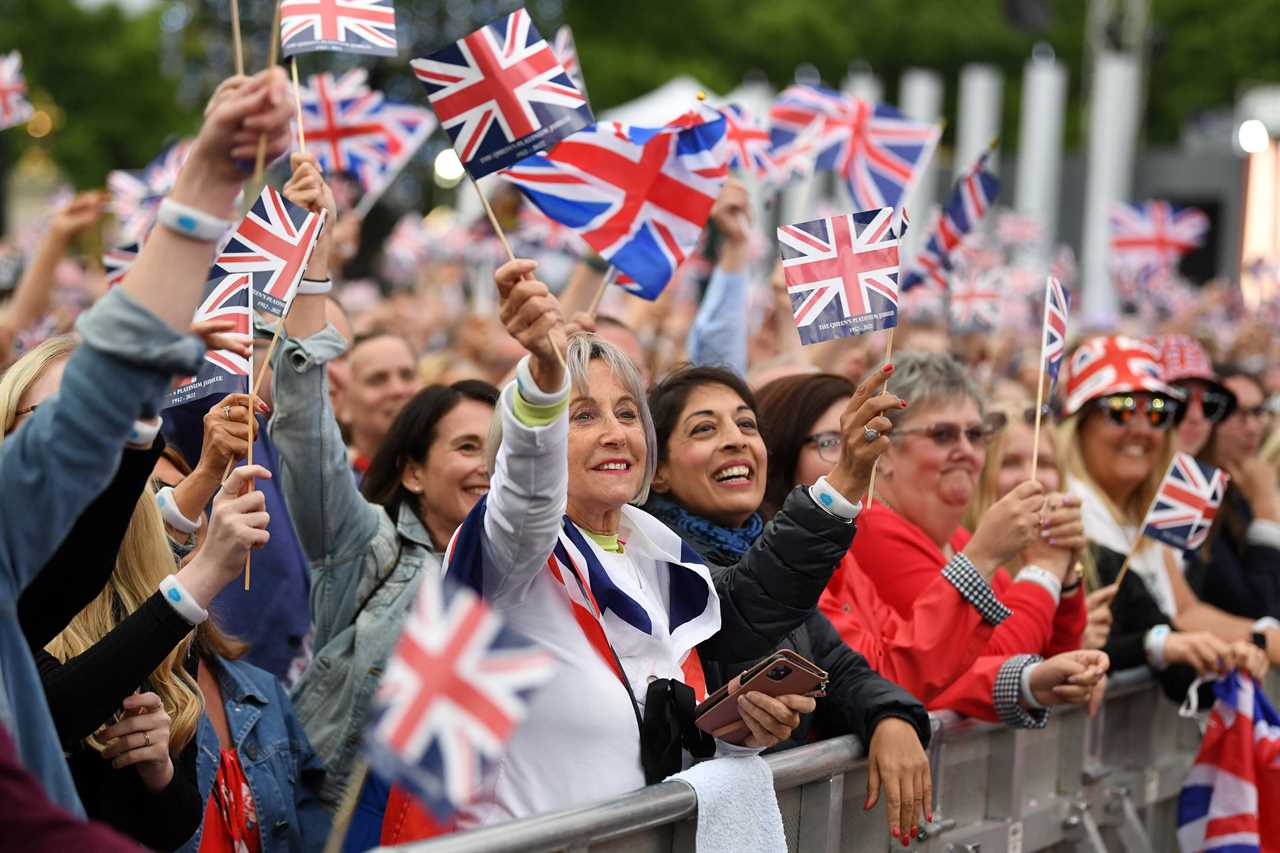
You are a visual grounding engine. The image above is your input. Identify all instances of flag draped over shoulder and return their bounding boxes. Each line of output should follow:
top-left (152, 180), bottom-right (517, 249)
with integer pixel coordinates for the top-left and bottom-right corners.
top-left (503, 111), bottom-right (729, 299)
top-left (1177, 672), bottom-right (1280, 853)
top-left (412, 8), bottom-right (593, 178)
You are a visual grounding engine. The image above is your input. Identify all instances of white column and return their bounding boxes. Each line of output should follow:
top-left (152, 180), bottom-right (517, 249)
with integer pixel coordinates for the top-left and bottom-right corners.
top-left (898, 68), bottom-right (945, 259)
top-left (1081, 51), bottom-right (1142, 325)
top-left (1015, 47), bottom-right (1068, 261)
top-left (956, 64), bottom-right (1003, 178)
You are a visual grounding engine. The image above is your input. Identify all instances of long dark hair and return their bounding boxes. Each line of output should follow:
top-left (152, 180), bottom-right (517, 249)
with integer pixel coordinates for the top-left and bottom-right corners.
top-left (648, 365), bottom-right (759, 468)
top-left (361, 380), bottom-right (499, 526)
top-left (755, 372), bottom-right (856, 518)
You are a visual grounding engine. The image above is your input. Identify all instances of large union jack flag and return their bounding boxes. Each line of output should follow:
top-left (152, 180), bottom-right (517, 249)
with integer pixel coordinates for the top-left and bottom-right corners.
top-left (502, 112), bottom-right (728, 299)
top-left (280, 0), bottom-right (398, 58)
top-left (412, 9), bottom-right (593, 178)
top-left (1142, 452), bottom-right (1229, 553)
top-left (1110, 200), bottom-right (1209, 276)
top-left (1177, 672), bottom-right (1280, 853)
top-left (768, 83), bottom-right (939, 212)
top-left (0, 51), bottom-right (33, 131)
top-left (1041, 275), bottom-right (1071, 385)
top-left (211, 186), bottom-right (325, 317)
top-left (720, 104), bottom-right (774, 181)
top-left (365, 573), bottom-right (556, 822)
top-left (297, 69), bottom-right (435, 195)
top-left (166, 273), bottom-right (251, 409)
top-left (103, 242), bottom-right (141, 288)
top-left (902, 145), bottom-right (1000, 291)
top-left (778, 206), bottom-right (902, 345)
top-left (107, 139), bottom-right (194, 244)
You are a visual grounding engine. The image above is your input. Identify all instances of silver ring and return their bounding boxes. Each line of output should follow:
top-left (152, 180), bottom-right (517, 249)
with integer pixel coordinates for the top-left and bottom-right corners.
top-left (223, 405), bottom-right (232, 419)
top-left (863, 426), bottom-right (880, 443)
top-left (143, 732), bottom-right (152, 747)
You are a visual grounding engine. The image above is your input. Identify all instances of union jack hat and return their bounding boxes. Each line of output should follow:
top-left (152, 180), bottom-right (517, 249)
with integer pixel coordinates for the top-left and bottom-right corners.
top-left (1156, 334), bottom-right (1219, 386)
top-left (1062, 334), bottom-right (1180, 417)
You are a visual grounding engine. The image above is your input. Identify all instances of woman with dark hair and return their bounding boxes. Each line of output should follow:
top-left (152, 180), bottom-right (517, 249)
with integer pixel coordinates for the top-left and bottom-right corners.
top-left (644, 365), bottom-right (934, 843)
top-left (267, 156), bottom-right (501, 808)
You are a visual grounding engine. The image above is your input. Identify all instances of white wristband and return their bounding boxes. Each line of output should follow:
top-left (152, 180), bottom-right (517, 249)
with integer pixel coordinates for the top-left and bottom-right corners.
top-left (1020, 662), bottom-right (1046, 709)
top-left (155, 486), bottom-right (200, 535)
top-left (808, 475), bottom-right (862, 521)
top-left (159, 575), bottom-right (209, 626)
top-left (126, 417), bottom-right (162, 449)
top-left (1015, 565), bottom-right (1062, 606)
top-left (1145, 625), bottom-right (1171, 671)
top-left (297, 277), bottom-right (333, 295)
top-left (1252, 617), bottom-right (1280, 633)
top-left (157, 198), bottom-right (234, 242)
top-left (515, 354), bottom-right (570, 406)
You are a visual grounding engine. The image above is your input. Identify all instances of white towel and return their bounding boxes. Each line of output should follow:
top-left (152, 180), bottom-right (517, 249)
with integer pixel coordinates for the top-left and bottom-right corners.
top-left (670, 755), bottom-right (787, 853)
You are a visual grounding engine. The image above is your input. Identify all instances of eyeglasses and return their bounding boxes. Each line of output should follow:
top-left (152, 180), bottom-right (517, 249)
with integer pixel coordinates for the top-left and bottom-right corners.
top-left (1232, 404), bottom-right (1268, 421)
top-left (804, 431), bottom-right (842, 463)
top-left (1176, 384), bottom-right (1235, 424)
top-left (1093, 394), bottom-right (1179, 429)
top-left (895, 421), bottom-right (997, 449)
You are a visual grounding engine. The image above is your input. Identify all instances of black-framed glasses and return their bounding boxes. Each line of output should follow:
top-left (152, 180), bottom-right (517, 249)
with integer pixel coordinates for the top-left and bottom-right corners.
top-left (4, 403), bottom-right (37, 436)
top-left (895, 421), bottom-right (997, 449)
top-left (804, 431), bottom-right (842, 463)
top-left (1093, 394), bottom-right (1179, 429)
top-left (1175, 384), bottom-right (1236, 424)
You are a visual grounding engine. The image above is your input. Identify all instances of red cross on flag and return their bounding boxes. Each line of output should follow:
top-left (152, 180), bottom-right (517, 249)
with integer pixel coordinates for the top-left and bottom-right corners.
top-left (280, 0), bottom-right (399, 58)
top-left (0, 51), bottom-right (34, 131)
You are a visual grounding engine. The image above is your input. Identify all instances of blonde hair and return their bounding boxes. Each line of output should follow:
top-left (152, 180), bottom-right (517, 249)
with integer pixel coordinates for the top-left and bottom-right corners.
top-left (0, 335), bottom-right (77, 439)
top-left (46, 488), bottom-right (204, 753)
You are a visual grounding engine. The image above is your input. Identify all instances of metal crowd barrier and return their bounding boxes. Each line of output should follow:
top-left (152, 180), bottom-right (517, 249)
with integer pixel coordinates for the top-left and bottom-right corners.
top-left (384, 669), bottom-right (1280, 853)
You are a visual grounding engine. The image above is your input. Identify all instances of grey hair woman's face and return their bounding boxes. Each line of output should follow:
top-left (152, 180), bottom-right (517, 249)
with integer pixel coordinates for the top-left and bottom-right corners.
top-left (566, 360), bottom-right (648, 518)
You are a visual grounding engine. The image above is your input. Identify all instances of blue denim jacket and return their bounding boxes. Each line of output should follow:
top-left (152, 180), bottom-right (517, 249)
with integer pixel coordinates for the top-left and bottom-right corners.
top-left (176, 657), bottom-right (330, 853)
top-left (0, 288), bottom-right (204, 814)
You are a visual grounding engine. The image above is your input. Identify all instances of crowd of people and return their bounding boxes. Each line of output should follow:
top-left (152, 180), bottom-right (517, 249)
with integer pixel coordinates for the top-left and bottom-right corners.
top-left (1, 67), bottom-right (1278, 851)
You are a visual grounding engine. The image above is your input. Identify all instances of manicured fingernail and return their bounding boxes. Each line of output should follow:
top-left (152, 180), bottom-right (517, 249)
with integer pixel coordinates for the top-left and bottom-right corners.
top-left (864, 797), bottom-right (872, 810)
top-left (1049, 537), bottom-right (1057, 545)
top-left (902, 835), bottom-right (910, 848)
top-left (883, 363), bottom-right (894, 373)
top-left (927, 812), bottom-right (934, 823)
top-left (900, 399), bottom-right (908, 408)
top-left (911, 826), bottom-right (919, 839)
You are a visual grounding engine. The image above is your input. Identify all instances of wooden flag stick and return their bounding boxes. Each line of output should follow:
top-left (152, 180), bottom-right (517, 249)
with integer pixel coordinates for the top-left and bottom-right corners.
top-left (865, 327), bottom-right (896, 508)
top-left (587, 267), bottom-right (618, 319)
top-left (1109, 536), bottom-right (1143, 607)
top-left (229, 0), bottom-right (244, 76)
top-left (290, 57), bottom-right (306, 153)
top-left (251, 0), bottom-right (284, 187)
top-left (1029, 355), bottom-right (1048, 484)
top-left (323, 757), bottom-right (369, 853)
top-left (469, 174), bottom-right (567, 370)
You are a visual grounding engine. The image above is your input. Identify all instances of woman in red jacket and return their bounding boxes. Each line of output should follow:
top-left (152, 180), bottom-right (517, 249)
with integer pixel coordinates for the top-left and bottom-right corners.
top-left (756, 369), bottom-right (1107, 727)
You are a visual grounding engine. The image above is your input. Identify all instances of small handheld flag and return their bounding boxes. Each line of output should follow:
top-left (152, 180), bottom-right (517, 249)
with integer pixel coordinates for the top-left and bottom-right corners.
top-left (412, 8), bottom-right (593, 179)
top-left (280, 0), bottom-right (398, 58)
top-left (166, 274), bottom-right (251, 409)
top-left (552, 24), bottom-right (588, 103)
top-left (0, 51), bottom-right (34, 131)
top-left (948, 271), bottom-right (1001, 334)
top-left (103, 243), bottom-right (141, 288)
top-left (1028, 275), bottom-right (1070, 482)
top-left (777, 206), bottom-right (902, 345)
top-left (1110, 200), bottom-right (1208, 277)
top-left (902, 143), bottom-right (1000, 292)
top-left (720, 104), bottom-right (774, 181)
top-left (364, 576), bottom-right (557, 823)
top-left (1142, 452), bottom-right (1229, 553)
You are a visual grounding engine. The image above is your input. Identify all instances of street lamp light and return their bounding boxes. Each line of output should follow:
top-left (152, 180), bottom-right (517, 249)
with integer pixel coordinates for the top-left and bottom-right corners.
top-left (1238, 118), bottom-right (1270, 154)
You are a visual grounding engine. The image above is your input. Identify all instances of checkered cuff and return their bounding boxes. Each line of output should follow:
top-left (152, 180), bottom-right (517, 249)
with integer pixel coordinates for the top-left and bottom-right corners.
top-left (994, 654), bottom-right (1049, 729)
top-left (943, 553), bottom-right (1012, 625)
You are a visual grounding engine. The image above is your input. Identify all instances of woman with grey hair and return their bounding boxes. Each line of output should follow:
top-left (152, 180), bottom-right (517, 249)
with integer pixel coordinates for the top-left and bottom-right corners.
top-left (444, 259), bottom-right (898, 827)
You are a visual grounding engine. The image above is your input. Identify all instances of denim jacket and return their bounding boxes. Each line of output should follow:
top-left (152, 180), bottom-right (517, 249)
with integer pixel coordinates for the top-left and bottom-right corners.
top-left (0, 288), bottom-right (204, 813)
top-left (176, 657), bottom-right (329, 853)
top-left (269, 325), bottom-right (443, 805)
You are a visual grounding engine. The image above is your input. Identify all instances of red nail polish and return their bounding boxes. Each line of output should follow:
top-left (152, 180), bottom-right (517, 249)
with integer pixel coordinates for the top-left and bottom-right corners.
top-left (927, 812), bottom-right (934, 823)
top-left (864, 798), bottom-right (872, 810)
top-left (911, 826), bottom-right (919, 838)
top-left (883, 363), bottom-right (894, 373)
top-left (891, 827), bottom-right (899, 838)
top-left (902, 836), bottom-right (910, 848)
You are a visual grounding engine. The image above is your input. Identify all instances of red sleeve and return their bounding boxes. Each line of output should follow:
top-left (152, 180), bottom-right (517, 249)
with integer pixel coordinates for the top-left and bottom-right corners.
top-left (983, 572), bottom-right (1057, 656)
top-left (850, 504), bottom-right (953, 617)
top-left (820, 553), bottom-right (994, 703)
top-left (926, 655), bottom-right (1003, 723)
top-left (1046, 587), bottom-right (1087, 656)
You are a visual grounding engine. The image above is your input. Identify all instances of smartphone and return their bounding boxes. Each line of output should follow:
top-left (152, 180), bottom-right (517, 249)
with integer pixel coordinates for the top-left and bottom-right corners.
top-left (693, 649), bottom-right (827, 744)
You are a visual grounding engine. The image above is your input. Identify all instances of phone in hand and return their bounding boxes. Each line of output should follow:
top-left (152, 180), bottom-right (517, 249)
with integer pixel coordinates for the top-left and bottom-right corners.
top-left (693, 649), bottom-right (827, 744)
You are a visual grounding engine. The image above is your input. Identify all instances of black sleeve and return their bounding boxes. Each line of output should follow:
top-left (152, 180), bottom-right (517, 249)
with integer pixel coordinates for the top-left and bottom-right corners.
top-left (19, 438), bottom-right (164, 650)
top-left (37, 591), bottom-right (195, 747)
top-left (703, 486), bottom-right (856, 662)
top-left (805, 612), bottom-right (931, 749)
top-left (1192, 493), bottom-right (1280, 620)
top-left (72, 736), bottom-right (203, 850)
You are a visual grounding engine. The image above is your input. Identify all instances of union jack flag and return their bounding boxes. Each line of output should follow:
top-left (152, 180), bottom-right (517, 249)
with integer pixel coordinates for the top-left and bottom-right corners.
top-left (107, 139), bottom-right (194, 244)
top-left (902, 145), bottom-right (1000, 291)
top-left (949, 270), bottom-right (1001, 333)
top-left (996, 211), bottom-right (1043, 247)
top-left (1177, 672), bottom-right (1280, 853)
top-left (103, 242), bottom-right (140, 288)
top-left (297, 69), bottom-right (435, 195)
top-left (210, 186), bottom-right (326, 317)
top-left (366, 573), bottom-right (556, 822)
top-left (1142, 452), bottom-right (1229, 553)
top-left (1041, 275), bottom-right (1071, 385)
top-left (412, 9), bottom-right (593, 179)
top-left (552, 24), bottom-right (588, 103)
top-left (0, 51), bottom-right (33, 131)
top-left (720, 104), bottom-right (774, 180)
top-left (778, 206), bottom-right (902, 345)
top-left (767, 118), bottom-right (822, 187)
top-left (167, 273), bottom-right (251, 409)
top-left (1110, 200), bottom-right (1209, 276)
top-left (280, 0), bottom-right (398, 58)
top-left (768, 83), bottom-right (939, 213)
top-left (503, 112), bottom-right (728, 299)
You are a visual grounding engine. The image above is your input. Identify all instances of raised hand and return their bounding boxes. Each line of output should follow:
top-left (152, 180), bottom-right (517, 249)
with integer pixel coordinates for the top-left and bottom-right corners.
top-left (283, 152), bottom-right (337, 281)
top-left (1019, 492), bottom-right (1085, 580)
top-left (48, 191), bottom-right (109, 242)
top-left (864, 716), bottom-right (931, 845)
top-left (965, 480), bottom-right (1047, 578)
top-left (710, 178), bottom-right (751, 271)
top-left (100, 692), bottom-right (173, 793)
top-left (824, 363), bottom-right (905, 503)
top-left (495, 258), bottom-right (565, 392)
top-left (183, 68), bottom-right (292, 200)
top-left (190, 317), bottom-right (252, 360)
top-left (173, 464), bottom-right (272, 607)
top-left (199, 393), bottom-right (267, 474)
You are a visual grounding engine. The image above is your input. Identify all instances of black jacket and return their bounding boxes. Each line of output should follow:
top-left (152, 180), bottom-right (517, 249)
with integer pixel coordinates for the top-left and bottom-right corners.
top-left (650, 487), bottom-right (932, 751)
top-left (1185, 485), bottom-right (1280, 621)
